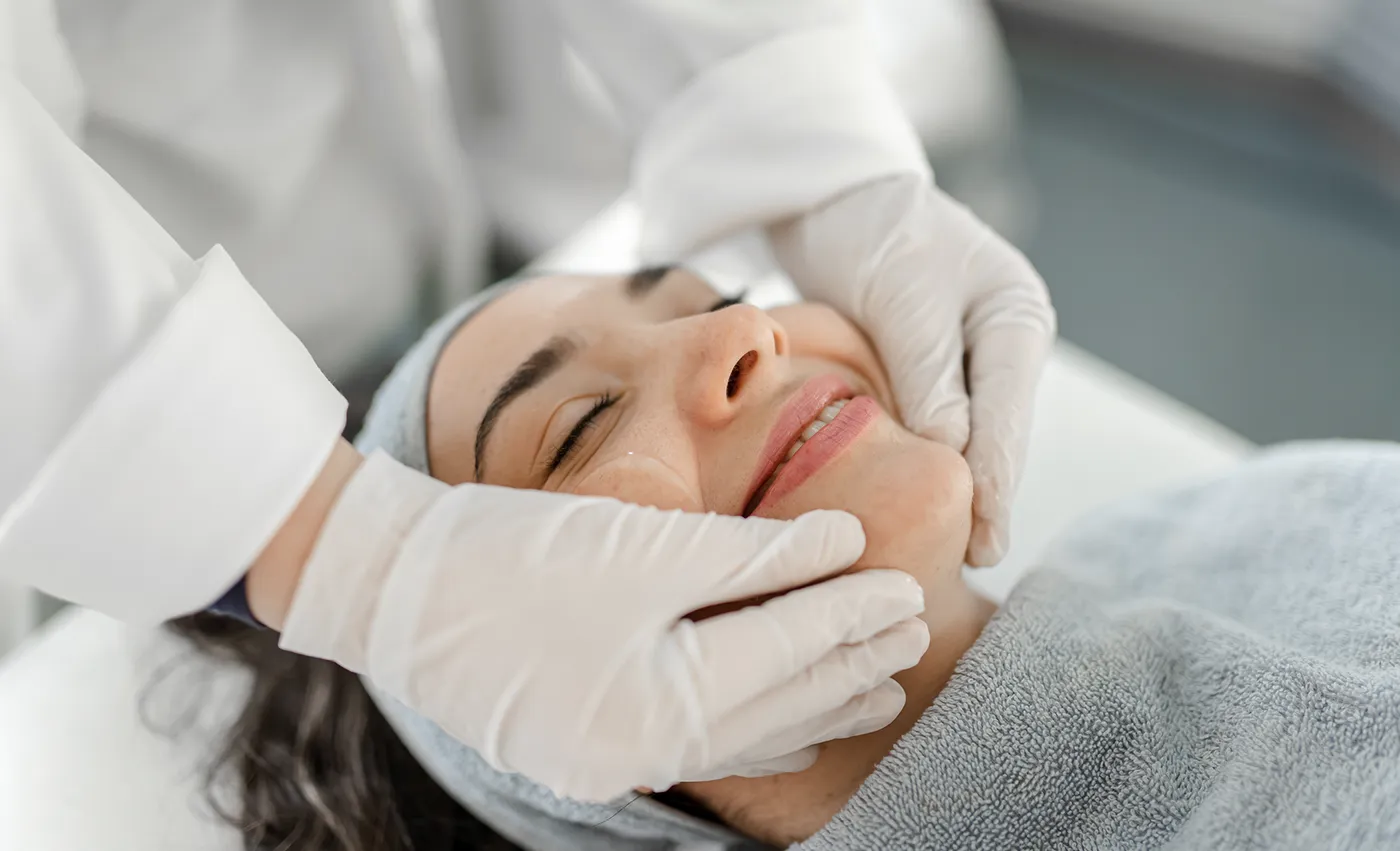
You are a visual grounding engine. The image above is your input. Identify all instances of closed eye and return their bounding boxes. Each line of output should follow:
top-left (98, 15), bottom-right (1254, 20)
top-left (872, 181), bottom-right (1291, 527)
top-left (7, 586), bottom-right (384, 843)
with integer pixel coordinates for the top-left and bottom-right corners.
top-left (707, 288), bottom-right (750, 313)
top-left (545, 288), bottom-right (746, 474)
top-left (548, 392), bottom-right (617, 473)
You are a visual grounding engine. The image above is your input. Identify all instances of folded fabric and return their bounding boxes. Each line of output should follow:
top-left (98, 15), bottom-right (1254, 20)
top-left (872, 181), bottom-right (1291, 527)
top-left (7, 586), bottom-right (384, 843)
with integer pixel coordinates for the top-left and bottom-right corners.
top-left (801, 441), bottom-right (1400, 851)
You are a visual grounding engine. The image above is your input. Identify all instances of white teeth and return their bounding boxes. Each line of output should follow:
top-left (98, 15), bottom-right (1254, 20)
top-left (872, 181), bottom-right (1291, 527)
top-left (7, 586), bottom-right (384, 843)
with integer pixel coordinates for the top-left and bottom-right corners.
top-left (818, 400), bottom-right (847, 423)
top-left (796, 400), bottom-right (849, 443)
top-left (748, 398), bottom-right (854, 514)
top-left (793, 398), bottom-right (850, 450)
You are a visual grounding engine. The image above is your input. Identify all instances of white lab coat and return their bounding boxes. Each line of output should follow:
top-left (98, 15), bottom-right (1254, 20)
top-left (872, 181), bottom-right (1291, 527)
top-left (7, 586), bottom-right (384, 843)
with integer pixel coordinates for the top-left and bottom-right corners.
top-left (0, 0), bottom-right (927, 625)
top-left (464, 0), bottom-right (1020, 257)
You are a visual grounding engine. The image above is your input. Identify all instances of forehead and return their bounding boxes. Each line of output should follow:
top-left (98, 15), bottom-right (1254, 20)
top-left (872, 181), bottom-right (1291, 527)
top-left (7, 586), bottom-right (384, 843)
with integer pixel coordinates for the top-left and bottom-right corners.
top-left (433, 276), bottom-right (605, 450)
top-left (468, 273), bottom-right (609, 376)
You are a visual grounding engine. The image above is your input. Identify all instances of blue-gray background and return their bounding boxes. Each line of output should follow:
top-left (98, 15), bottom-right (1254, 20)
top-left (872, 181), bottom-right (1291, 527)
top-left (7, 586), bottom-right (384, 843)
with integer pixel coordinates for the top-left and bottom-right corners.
top-left (996, 12), bottom-right (1399, 444)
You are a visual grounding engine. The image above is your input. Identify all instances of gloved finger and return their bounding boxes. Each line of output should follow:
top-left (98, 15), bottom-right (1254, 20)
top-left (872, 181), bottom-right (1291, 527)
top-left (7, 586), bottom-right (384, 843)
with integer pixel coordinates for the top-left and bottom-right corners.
top-left (687, 578), bottom-right (926, 719)
top-left (891, 325), bottom-right (971, 453)
top-left (678, 745), bottom-right (818, 786)
top-left (962, 323), bottom-right (1053, 566)
top-left (714, 746), bottom-right (819, 780)
top-left (854, 211), bottom-right (973, 451)
top-left (682, 679), bottom-right (908, 782)
top-left (687, 508), bottom-right (868, 605)
top-left (693, 619), bottom-right (923, 776)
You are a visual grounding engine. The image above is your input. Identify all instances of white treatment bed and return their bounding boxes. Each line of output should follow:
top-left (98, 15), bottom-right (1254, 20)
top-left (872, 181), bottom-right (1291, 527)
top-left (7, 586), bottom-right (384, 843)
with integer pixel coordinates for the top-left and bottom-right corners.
top-left (0, 200), bottom-right (1251, 850)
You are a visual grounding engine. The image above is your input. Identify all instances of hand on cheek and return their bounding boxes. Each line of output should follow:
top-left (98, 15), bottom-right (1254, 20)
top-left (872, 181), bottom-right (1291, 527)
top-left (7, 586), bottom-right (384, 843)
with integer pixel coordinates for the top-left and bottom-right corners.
top-left (574, 455), bottom-right (794, 622)
top-left (752, 419), bottom-right (972, 586)
top-left (571, 453), bottom-right (705, 513)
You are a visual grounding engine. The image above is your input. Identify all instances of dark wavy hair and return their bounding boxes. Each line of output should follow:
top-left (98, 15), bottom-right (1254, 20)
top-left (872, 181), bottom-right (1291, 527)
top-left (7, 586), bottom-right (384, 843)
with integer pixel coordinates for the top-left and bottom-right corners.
top-left (161, 613), bottom-right (521, 851)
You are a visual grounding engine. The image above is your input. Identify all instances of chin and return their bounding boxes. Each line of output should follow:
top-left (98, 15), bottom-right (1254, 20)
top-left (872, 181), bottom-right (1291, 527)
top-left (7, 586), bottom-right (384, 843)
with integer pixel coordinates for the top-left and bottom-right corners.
top-left (755, 409), bottom-right (972, 582)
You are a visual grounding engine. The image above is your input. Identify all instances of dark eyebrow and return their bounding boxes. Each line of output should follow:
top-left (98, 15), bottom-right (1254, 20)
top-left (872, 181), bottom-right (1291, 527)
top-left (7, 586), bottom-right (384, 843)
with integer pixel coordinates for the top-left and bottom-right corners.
top-left (474, 336), bottom-right (577, 480)
top-left (625, 265), bottom-right (677, 299)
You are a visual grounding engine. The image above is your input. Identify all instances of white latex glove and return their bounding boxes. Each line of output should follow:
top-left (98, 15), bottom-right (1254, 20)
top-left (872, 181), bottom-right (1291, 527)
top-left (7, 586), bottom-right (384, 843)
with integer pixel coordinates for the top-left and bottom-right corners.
top-left (770, 173), bottom-right (1056, 566)
top-left (279, 451), bottom-right (929, 801)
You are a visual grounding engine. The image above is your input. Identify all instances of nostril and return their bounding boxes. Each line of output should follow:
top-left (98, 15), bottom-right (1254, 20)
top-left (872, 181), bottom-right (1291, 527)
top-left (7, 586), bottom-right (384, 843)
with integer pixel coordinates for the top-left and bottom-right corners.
top-left (727, 350), bottom-right (758, 398)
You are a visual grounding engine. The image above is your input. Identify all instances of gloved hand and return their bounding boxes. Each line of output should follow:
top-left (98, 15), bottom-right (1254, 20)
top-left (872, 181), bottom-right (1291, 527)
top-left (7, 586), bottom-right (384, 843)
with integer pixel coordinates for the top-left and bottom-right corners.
top-left (770, 173), bottom-right (1056, 566)
top-left (279, 451), bottom-right (929, 802)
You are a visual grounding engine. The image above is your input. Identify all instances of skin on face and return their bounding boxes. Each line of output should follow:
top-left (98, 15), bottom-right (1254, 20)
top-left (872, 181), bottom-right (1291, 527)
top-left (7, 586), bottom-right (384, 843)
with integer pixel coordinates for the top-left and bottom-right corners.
top-left (427, 268), bottom-right (993, 846)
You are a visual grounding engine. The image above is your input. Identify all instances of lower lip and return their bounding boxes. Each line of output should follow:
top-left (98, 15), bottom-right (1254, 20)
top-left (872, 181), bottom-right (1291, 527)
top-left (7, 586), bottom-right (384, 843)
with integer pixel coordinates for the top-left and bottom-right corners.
top-left (752, 395), bottom-right (879, 516)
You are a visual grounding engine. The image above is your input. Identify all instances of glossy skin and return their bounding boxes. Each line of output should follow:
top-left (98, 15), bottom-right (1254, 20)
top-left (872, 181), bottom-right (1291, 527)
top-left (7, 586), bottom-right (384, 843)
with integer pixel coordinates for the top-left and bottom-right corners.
top-left (427, 269), bottom-right (994, 845)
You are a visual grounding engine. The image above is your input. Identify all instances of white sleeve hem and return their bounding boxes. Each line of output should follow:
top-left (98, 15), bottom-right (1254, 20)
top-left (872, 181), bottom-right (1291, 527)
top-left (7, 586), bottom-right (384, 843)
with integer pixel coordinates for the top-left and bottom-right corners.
top-left (632, 25), bottom-right (931, 261)
top-left (0, 247), bottom-right (346, 624)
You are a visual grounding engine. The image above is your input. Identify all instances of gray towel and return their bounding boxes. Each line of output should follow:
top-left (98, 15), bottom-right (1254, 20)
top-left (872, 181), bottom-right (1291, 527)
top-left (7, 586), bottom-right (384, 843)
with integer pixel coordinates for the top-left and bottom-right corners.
top-left (800, 441), bottom-right (1400, 851)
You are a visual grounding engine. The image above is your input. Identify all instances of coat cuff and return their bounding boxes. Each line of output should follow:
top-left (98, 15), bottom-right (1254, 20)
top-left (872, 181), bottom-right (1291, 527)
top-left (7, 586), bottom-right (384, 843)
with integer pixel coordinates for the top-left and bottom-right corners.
top-left (0, 247), bottom-right (345, 625)
top-left (632, 25), bottom-right (930, 260)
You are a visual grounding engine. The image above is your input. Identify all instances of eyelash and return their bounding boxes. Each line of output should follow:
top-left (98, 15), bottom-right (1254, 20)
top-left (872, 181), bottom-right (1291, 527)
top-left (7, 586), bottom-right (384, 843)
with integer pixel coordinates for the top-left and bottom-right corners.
top-left (548, 392), bottom-right (617, 473)
top-left (708, 289), bottom-right (749, 312)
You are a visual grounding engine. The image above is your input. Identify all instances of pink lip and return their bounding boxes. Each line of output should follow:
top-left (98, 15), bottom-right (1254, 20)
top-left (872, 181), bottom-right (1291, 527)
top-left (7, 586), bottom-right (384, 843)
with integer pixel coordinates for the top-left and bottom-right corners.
top-left (744, 375), bottom-right (855, 516)
top-left (751, 395), bottom-right (879, 516)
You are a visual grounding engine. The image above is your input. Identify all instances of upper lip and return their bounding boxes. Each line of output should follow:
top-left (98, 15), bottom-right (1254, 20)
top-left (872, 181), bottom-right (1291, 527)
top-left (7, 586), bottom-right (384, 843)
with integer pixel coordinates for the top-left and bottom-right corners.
top-left (742, 374), bottom-right (855, 516)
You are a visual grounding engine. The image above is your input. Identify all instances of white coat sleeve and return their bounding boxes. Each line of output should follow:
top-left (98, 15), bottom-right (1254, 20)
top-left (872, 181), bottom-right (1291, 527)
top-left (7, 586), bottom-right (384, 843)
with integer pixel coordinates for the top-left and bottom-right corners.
top-left (542, 0), bottom-right (930, 259)
top-left (0, 72), bottom-right (346, 625)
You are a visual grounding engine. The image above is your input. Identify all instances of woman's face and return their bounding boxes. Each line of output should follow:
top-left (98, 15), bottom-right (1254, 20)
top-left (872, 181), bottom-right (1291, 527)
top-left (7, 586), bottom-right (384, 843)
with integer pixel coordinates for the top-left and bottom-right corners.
top-left (428, 268), bottom-right (974, 583)
top-left (428, 268), bottom-right (984, 844)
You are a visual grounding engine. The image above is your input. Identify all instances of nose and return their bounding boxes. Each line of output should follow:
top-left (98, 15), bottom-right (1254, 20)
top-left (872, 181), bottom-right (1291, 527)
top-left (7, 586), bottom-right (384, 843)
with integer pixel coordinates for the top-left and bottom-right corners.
top-left (674, 303), bottom-right (788, 426)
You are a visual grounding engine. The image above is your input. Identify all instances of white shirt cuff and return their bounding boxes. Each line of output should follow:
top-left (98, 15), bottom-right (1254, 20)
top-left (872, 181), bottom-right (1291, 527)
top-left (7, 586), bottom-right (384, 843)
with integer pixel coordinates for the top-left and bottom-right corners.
top-left (0, 247), bottom-right (345, 624)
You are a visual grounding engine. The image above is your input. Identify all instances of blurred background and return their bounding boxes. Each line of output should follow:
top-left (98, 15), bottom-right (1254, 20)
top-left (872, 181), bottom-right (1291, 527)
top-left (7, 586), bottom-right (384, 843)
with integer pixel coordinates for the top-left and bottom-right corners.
top-left (52, 0), bottom-right (1399, 448)
top-left (988, 0), bottom-right (1400, 445)
top-left (471, 0), bottom-right (1400, 446)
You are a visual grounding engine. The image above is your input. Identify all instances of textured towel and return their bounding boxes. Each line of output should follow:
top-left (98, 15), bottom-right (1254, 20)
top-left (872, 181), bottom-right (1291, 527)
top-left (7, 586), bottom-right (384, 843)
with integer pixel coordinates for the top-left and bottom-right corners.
top-left (800, 441), bottom-right (1400, 851)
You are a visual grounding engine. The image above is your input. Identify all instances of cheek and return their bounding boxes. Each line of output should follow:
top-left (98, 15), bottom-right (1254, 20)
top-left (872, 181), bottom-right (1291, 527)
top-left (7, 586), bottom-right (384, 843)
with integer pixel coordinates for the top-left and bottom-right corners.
top-left (852, 436), bottom-right (972, 577)
top-left (755, 418), bottom-right (973, 582)
top-left (571, 452), bottom-right (704, 512)
top-left (576, 453), bottom-right (740, 621)
top-left (769, 303), bottom-right (895, 412)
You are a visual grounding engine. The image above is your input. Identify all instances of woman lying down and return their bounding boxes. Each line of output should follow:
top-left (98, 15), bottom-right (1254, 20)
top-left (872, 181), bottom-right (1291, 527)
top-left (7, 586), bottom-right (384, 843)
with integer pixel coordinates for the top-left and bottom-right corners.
top-left (172, 266), bottom-right (1400, 850)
